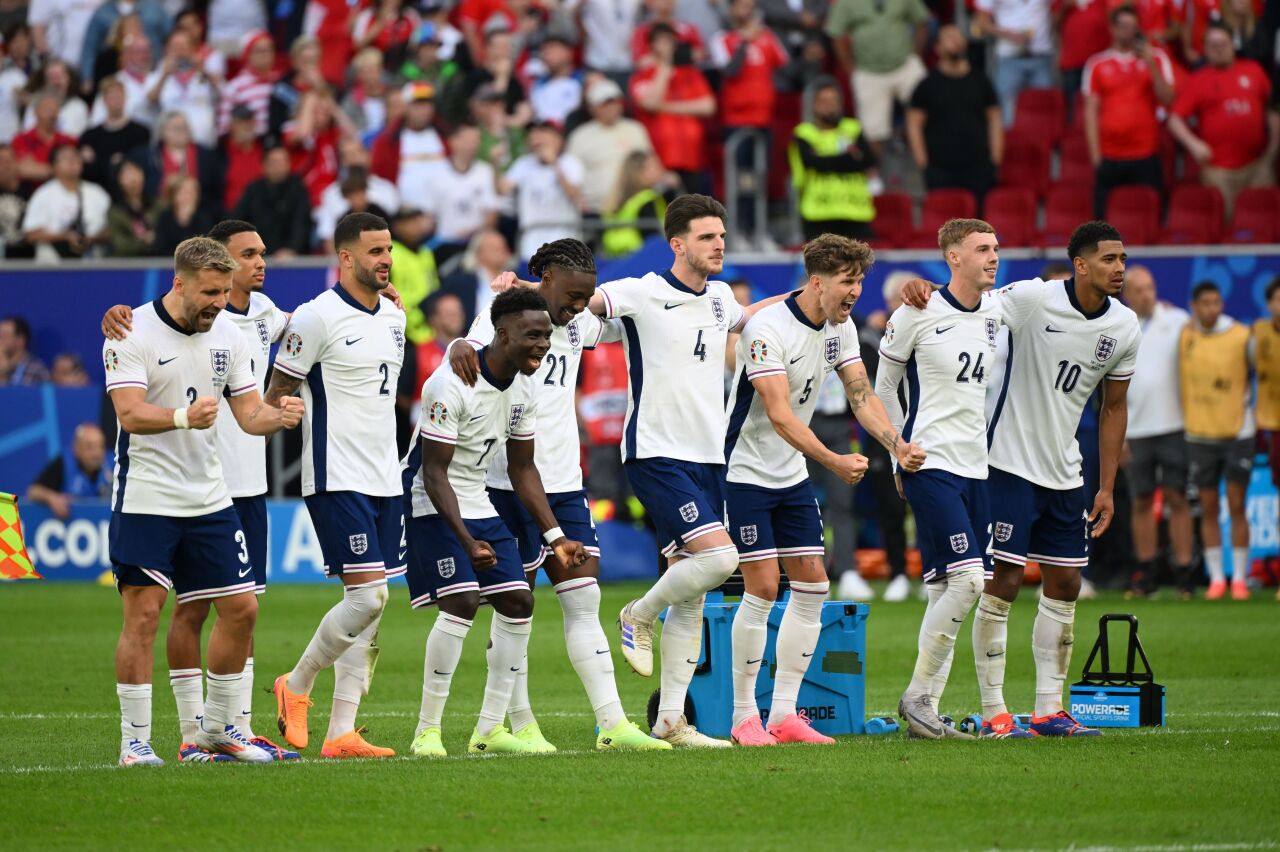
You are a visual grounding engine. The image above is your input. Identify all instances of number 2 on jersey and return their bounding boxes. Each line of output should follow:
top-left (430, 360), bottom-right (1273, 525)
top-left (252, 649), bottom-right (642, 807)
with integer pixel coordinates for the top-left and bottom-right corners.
top-left (185, 386), bottom-right (197, 405)
top-left (378, 363), bottom-right (390, 396)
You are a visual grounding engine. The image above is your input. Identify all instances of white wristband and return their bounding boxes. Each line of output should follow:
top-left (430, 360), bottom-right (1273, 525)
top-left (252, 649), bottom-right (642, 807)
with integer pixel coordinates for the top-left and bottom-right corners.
top-left (543, 527), bottom-right (564, 545)
top-left (173, 406), bottom-right (190, 430)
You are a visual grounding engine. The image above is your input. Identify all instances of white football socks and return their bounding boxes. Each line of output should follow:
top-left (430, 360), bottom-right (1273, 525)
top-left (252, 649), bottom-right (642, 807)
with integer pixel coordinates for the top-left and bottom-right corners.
top-left (328, 618), bottom-right (379, 741)
top-left (1032, 595), bottom-right (1076, 717)
top-left (478, 614), bottom-right (532, 736)
top-left (1232, 547), bottom-right (1250, 583)
top-left (169, 668), bottom-right (203, 741)
top-left (730, 592), bottom-right (772, 727)
top-left (771, 581), bottom-right (827, 722)
top-left (202, 670), bottom-right (243, 733)
top-left (418, 612), bottom-right (472, 734)
top-left (906, 569), bottom-right (982, 699)
top-left (236, 656), bottom-right (256, 740)
top-left (117, 682), bottom-right (152, 744)
top-left (632, 546), bottom-right (738, 623)
top-left (1205, 546), bottom-right (1225, 584)
top-left (973, 592), bottom-right (1012, 719)
top-left (654, 595), bottom-right (705, 733)
top-left (287, 581), bottom-right (388, 694)
top-left (555, 578), bottom-right (625, 731)
top-left (920, 583), bottom-right (954, 715)
top-left (499, 613), bottom-right (536, 733)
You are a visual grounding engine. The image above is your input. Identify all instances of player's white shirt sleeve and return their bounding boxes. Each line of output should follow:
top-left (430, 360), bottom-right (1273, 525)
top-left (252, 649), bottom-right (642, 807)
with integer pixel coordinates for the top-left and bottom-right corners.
top-left (596, 276), bottom-right (647, 319)
top-left (988, 277), bottom-right (1052, 331)
top-left (739, 310), bottom-right (788, 381)
top-left (225, 330), bottom-right (257, 397)
top-left (273, 300), bottom-right (327, 380)
top-left (465, 309), bottom-right (495, 348)
top-left (103, 326), bottom-right (149, 394)
top-left (875, 306), bottom-right (918, 435)
top-left (1107, 328), bottom-right (1139, 381)
top-left (597, 317), bottom-right (624, 344)
top-left (419, 370), bottom-right (464, 446)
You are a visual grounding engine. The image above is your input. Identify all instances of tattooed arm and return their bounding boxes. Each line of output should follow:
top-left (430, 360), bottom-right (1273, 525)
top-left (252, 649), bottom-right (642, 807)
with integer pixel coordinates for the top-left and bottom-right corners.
top-left (851, 360), bottom-right (926, 472)
top-left (264, 368), bottom-right (304, 408)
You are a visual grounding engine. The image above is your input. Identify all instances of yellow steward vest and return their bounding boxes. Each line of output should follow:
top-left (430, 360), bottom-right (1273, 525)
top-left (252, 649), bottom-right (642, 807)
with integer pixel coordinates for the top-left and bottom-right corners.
top-left (1253, 319), bottom-right (1280, 430)
top-left (787, 119), bottom-right (875, 223)
top-left (1179, 322), bottom-right (1251, 439)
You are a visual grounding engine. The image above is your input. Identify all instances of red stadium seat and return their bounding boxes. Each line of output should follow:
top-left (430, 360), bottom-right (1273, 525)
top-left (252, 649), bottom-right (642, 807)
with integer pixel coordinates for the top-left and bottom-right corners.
top-left (1104, 185), bottom-right (1161, 245)
top-left (1161, 185), bottom-right (1225, 244)
top-left (905, 189), bottom-right (976, 246)
top-left (984, 187), bottom-right (1037, 246)
top-left (871, 192), bottom-right (914, 248)
top-left (1039, 185), bottom-right (1093, 247)
top-left (999, 134), bottom-right (1051, 199)
top-left (1178, 149), bottom-right (1203, 185)
top-left (1011, 87), bottom-right (1065, 141)
top-left (1057, 135), bottom-right (1094, 188)
top-left (1226, 187), bottom-right (1280, 243)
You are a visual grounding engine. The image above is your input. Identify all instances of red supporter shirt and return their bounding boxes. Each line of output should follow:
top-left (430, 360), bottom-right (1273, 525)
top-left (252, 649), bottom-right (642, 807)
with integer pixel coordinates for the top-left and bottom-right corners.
top-left (1054, 0), bottom-right (1111, 71)
top-left (222, 137), bottom-right (264, 211)
top-left (12, 128), bottom-right (77, 166)
top-left (709, 28), bottom-right (788, 128)
top-left (1124, 0), bottom-right (1174, 43)
top-left (629, 65), bottom-right (714, 172)
top-left (1173, 60), bottom-right (1273, 169)
top-left (1082, 47), bottom-right (1174, 160)
top-left (1181, 0), bottom-right (1222, 56)
top-left (631, 21), bottom-right (704, 64)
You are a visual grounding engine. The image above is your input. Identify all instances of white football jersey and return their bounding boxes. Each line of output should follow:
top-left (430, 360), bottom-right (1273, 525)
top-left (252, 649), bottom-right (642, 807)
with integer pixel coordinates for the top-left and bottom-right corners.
top-left (217, 292), bottom-right (290, 498)
top-left (1127, 301), bottom-right (1188, 439)
top-left (986, 278), bottom-right (1140, 490)
top-left (597, 270), bottom-right (746, 464)
top-left (463, 306), bottom-right (607, 493)
top-left (273, 286), bottom-right (406, 498)
top-left (103, 300), bottom-right (256, 516)
top-left (726, 295), bottom-right (861, 488)
top-left (877, 287), bottom-right (1002, 480)
top-left (404, 354), bottom-right (538, 519)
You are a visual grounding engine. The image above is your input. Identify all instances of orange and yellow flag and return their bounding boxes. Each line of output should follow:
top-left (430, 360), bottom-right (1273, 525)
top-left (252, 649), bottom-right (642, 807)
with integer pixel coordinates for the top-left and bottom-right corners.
top-left (0, 492), bottom-right (40, 579)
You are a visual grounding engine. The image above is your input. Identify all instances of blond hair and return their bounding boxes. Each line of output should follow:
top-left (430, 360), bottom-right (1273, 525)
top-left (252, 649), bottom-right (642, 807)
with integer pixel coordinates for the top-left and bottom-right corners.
top-left (174, 236), bottom-right (236, 279)
top-left (937, 218), bottom-right (995, 252)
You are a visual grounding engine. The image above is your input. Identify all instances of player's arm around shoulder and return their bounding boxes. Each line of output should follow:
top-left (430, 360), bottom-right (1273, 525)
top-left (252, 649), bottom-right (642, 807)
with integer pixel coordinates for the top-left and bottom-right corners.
top-left (265, 301), bottom-right (326, 405)
top-left (589, 276), bottom-right (646, 319)
top-left (446, 311), bottom-right (494, 386)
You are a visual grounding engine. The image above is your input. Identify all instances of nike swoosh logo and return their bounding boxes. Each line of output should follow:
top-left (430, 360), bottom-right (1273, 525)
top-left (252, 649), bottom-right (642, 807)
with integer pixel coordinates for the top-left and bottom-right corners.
top-left (801, 651), bottom-right (814, 658)
top-left (468, 415), bottom-right (484, 422)
top-left (935, 325), bottom-right (956, 335)
top-left (397, 550), bottom-right (407, 561)
top-left (595, 649), bottom-right (610, 655)
top-left (433, 669), bottom-right (452, 675)
top-left (685, 658), bottom-right (699, 665)
top-left (158, 357), bottom-right (178, 365)
top-left (789, 356), bottom-right (804, 364)
top-left (746, 658), bottom-right (763, 665)
top-left (951, 617), bottom-right (964, 623)
top-left (131, 722), bottom-right (148, 728)
top-left (510, 666), bottom-right (521, 672)
top-left (986, 651), bottom-right (1004, 658)
top-left (1045, 325), bottom-right (1066, 333)
top-left (664, 303), bottom-right (682, 310)
top-left (345, 337), bottom-right (363, 345)
top-left (238, 566), bottom-right (252, 578)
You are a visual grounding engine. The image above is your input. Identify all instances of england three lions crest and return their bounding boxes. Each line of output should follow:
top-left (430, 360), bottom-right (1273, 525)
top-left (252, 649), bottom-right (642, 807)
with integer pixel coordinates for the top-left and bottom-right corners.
top-left (437, 557), bottom-right (455, 578)
top-left (710, 296), bottom-right (725, 324)
top-left (739, 525), bottom-right (758, 546)
top-left (210, 349), bottom-right (230, 377)
top-left (1095, 334), bottom-right (1117, 362)
top-left (825, 337), bottom-right (840, 364)
top-left (509, 404), bottom-right (525, 430)
top-left (255, 319), bottom-right (271, 350)
top-left (567, 321), bottom-right (581, 348)
top-left (950, 533), bottom-right (969, 554)
top-left (986, 318), bottom-right (998, 345)
top-left (349, 534), bottom-right (368, 556)
top-left (994, 522), bottom-right (1013, 543)
top-left (679, 501), bottom-right (700, 523)
top-left (391, 326), bottom-right (405, 357)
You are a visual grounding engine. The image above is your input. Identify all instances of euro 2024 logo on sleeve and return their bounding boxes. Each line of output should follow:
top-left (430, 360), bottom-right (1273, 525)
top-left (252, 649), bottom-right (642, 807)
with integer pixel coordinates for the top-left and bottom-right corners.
top-left (285, 332), bottom-right (302, 356)
top-left (429, 401), bottom-right (448, 425)
top-left (104, 349), bottom-right (119, 372)
top-left (210, 349), bottom-right (229, 377)
top-left (748, 340), bottom-right (768, 364)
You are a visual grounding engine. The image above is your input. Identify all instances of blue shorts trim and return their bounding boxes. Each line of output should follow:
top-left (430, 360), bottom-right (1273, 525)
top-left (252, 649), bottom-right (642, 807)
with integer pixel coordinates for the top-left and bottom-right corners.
top-left (725, 480), bottom-right (825, 563)
top-left (405, 514), bottom-right (527, 609)
top-left (625, 458), bottom-right (727, 556)
top-left (488, 488), bottom-right (601, 572)
top-left (988, 467), bottom-right (1089, 570)
top-left (303, 491), bottom-right (406, 579)
top-left (899, 469), bottom-right (991, 582)
top-left (233, 495), bottom-right (268, 593)
top-left (110, 506), bottom-right (257, 604)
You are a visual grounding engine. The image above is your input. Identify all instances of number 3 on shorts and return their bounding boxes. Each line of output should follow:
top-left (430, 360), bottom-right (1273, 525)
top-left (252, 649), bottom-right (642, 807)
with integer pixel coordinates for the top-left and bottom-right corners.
top-left (235, 529), bottom-right (249, 564)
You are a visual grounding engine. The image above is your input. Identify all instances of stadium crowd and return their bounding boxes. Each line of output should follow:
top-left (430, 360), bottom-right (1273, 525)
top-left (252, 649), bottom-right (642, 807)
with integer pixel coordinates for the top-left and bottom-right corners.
top-left (0, 0), bottom-right (1276, 262)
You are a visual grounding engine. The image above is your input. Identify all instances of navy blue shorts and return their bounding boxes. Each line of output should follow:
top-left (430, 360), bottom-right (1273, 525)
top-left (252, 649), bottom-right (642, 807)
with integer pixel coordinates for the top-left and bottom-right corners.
top-left (404, 514), bottom-right (528, 608)
top-left (110, 506), bottom-right (256, 605)
top-left (900, 469), bottom-right (992, 583)
top-left (233, 495), bottom-right (268, 593)
top-left (303, 491), bottom-right (406, 580)
top-left (725, 479), bottom-right (825, 564)
top-left (488, 487), bottom-right (601, 573)
top-left (625, 458), bottom-right (727, 557)
top-left (988, 467), bottom-right (1089, 571)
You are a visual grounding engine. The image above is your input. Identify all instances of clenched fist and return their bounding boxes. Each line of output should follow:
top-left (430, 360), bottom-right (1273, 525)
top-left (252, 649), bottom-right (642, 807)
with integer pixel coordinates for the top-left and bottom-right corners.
top-left (187, 397), bottom-right (218, 429)
top-left (278, 396), bottom-right (305, 429)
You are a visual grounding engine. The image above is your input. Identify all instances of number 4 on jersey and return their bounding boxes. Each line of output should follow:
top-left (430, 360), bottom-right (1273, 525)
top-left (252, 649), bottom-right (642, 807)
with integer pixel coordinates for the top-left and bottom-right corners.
top-left (693, 330), bottom-right (707, 362)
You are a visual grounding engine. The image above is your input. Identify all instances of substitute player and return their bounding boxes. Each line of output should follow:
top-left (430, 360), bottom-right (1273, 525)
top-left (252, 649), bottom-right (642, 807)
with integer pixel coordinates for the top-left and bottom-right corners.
top-left (725, 234), bottom-right (926, 746)
top-left (269, 213), bottom-right (406, 759)
top-left (107, 237), bottom-right (303, 765)
top-left (103, 220), bottom-right (299, 761)
top-left (448, 239), bottom-right (670, 753)
top-left (403, 288), bottom-right (589, 756)
top-left (876, 220), bottom-right (1003, 740)
top-left (597, 194), bottom-right (780, 747)
top-left (1254, 276), bottom-right (1280, 603)
top-left (905, 221), bottom-right (1140, 738)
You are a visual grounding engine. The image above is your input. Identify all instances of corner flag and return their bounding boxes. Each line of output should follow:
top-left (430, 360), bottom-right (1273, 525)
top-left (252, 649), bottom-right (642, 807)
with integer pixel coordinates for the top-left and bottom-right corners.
top-left (0, 493), bottom-right (40, 579)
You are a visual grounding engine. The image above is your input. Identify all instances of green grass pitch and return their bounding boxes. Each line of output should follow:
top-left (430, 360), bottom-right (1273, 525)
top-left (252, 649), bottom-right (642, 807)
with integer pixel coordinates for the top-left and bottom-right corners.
top-left (2, 581), bottom-right (1278, 851)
